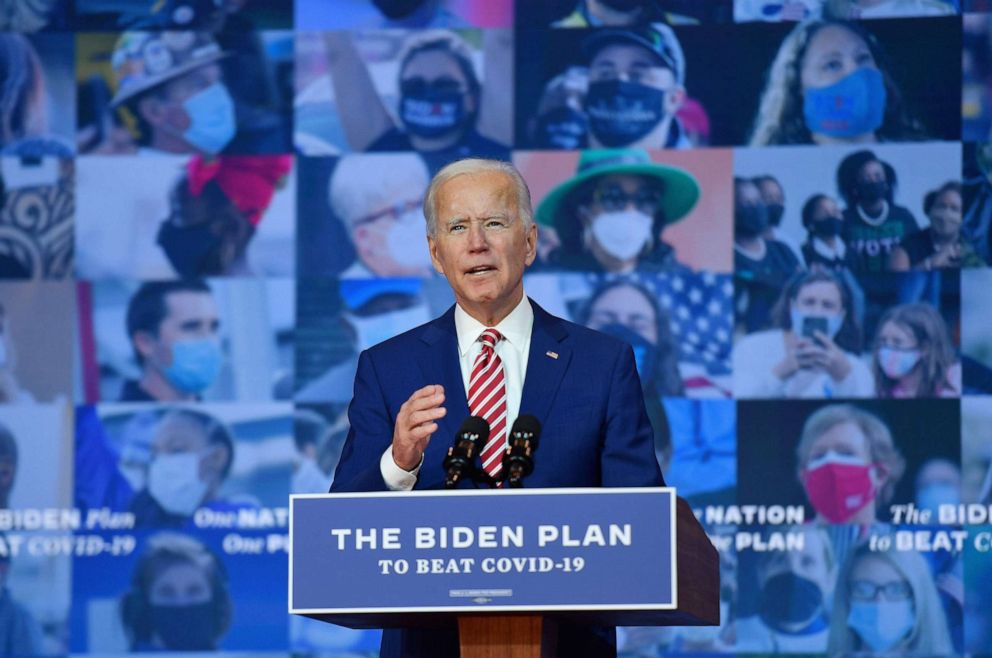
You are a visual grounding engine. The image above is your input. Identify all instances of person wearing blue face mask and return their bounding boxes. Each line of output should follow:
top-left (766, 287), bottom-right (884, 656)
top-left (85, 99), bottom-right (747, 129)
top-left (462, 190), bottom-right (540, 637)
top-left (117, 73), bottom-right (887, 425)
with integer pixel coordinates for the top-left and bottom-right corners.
top-left (914, 457), bottom-right (961, 518)
top-left (122, 281), bottom-right (223, 402)
top-left (750, 19), bottom-right (926, 146)
top-left (734, 270), bottom-right (873, 398)
top-left (828, 543), bottom-right (954, 654)
top-left (108, 31), bottom-right (284, 156)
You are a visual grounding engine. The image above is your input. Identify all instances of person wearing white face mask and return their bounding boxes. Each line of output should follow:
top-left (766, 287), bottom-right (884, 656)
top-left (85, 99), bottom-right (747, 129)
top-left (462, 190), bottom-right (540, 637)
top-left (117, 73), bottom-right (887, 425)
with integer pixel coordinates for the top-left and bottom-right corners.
top-left (871, 303), bottom-right (960, 398)
top-left (330, 154), bottom-right (435, 279)
top-left (129, 408), bottom-right (249, 528)
top-left (828, 543), bottom-right (953, 655)
top-left (734, 270), bottom-right (873, 398)
top-left (535, 148), bottom-right (699, 273)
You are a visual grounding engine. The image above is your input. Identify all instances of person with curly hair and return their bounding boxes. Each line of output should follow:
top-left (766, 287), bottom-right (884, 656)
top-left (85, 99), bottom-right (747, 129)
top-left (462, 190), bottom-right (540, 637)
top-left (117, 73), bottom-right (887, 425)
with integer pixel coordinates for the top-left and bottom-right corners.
top-left (749, 19), bottom-right (925, 146)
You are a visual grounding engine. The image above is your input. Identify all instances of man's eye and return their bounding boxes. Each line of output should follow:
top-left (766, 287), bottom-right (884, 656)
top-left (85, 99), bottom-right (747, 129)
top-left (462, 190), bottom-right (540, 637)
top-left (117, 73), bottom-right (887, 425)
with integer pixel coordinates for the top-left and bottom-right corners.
top-left (450, 224), bottom-right (465, 233)
top-left (486, 220), bottom-right (506, 229)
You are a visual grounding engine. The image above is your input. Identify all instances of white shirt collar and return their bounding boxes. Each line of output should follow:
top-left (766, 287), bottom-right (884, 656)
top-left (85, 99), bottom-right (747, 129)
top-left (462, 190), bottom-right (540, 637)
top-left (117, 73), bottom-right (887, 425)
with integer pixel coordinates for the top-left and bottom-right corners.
top-left (454, 295), bottom-right (534, 357)
top-left (813, 236), bottom-right (846, 259)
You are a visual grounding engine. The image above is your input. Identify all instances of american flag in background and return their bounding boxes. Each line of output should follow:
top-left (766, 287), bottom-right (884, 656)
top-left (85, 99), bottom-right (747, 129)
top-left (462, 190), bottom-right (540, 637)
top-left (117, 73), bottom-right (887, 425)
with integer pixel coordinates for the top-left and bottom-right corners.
top-left (655, 271), bottom-right (734, 398)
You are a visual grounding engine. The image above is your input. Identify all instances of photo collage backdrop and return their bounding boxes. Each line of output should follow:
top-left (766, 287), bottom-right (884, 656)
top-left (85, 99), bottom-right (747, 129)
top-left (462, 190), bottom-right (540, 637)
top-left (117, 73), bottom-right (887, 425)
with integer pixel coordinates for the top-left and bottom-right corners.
top-left (0, 0), bottom-right (989, 656)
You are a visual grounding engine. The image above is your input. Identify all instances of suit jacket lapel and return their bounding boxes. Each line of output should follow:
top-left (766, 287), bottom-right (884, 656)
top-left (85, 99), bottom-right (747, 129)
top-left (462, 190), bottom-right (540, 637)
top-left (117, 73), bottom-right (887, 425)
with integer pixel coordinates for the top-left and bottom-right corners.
top-left (416, 305), bottom-right (470, 441)
top-left (520, 300), bottom-right (571, 422)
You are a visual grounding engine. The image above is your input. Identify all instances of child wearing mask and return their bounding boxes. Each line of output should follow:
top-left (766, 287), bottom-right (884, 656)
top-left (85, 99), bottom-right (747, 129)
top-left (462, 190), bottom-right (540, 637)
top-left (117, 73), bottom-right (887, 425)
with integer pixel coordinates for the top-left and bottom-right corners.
top-left (871, 303), bottom-right (960, 398)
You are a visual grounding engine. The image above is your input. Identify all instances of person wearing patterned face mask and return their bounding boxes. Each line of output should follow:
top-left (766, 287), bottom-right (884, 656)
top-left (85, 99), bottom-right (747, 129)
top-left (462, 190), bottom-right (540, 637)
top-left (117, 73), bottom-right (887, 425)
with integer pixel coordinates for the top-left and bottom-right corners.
top-left (795, 404), bottom-right (905, 525)
top-left (129, 409), bottom-right (240, 528)
top-left (330, 153), bottom-right (434, 278)
top-left (735, 270), bottom-right (873, 398)
top-left (828, 543), bottom-right (954, 655)
top-left (582, 24), bottom-right (692, 150)
top-left (871, 303), bottom-right (960, 398)
top-left (536, 148), bottom-right (699, 273)
top-left (122, 281), bottom-right (223, 402)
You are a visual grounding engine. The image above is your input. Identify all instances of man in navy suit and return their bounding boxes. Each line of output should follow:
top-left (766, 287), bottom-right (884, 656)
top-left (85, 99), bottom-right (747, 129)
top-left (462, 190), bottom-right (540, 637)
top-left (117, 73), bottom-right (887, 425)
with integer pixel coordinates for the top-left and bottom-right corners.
top-left (331, 158), bottom-right (664, 657)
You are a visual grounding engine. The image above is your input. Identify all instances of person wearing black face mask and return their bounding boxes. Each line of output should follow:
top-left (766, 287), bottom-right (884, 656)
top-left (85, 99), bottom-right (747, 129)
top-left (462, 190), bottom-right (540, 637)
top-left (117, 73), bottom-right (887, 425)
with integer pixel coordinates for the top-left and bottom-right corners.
top-left (580, 24), bottom-right (693, 150)
top-left (755, 174), bottom-right (804, 262)
top-left (836, 150), bottom-right (921, 272)
top-left (736, 526), bottom-right (836, 652)
top-left (121, 532), bottom-right (232, 652)
top-left (734, 177), bottom-right (802, 333)
top-left (323, 30), bottom-right (509, 175)
top-left (553, 0), bottom-right (701, 27)
top-left (801, 194), bottom-right (856, 271)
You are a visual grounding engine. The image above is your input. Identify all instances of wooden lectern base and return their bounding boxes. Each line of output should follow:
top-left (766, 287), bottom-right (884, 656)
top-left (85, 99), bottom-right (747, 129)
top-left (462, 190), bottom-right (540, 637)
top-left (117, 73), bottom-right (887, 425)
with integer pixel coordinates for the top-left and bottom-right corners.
top-left (458, 615), bottom-right (558, 658)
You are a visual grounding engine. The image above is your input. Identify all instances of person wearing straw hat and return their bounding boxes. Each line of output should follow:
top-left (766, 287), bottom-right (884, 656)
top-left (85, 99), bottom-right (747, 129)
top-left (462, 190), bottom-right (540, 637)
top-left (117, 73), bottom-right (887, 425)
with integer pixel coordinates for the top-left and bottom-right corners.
top-left (536, 148), bottom-right (700, 273)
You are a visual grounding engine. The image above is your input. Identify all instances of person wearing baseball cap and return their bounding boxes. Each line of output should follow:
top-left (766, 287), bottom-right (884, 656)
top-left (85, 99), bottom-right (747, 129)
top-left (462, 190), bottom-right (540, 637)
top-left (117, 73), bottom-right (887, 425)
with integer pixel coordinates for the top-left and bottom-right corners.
top-left (583, 23), bottom-right (693, 150)
top-left (536, 148), bottom-right (700, 273)
top-left (110, 30), bottom-right (283, 155)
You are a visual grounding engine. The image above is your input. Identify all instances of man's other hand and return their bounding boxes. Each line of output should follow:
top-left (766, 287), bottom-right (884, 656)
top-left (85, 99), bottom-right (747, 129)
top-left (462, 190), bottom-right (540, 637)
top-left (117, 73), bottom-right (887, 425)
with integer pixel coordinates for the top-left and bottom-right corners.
top-left (392, 384), bottom-right (446, 471)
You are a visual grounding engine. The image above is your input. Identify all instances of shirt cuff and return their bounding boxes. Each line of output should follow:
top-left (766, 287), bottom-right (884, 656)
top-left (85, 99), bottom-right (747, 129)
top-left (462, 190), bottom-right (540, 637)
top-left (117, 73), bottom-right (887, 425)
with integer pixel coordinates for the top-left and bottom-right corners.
top-left (380, 446), bottom-right (422, 491)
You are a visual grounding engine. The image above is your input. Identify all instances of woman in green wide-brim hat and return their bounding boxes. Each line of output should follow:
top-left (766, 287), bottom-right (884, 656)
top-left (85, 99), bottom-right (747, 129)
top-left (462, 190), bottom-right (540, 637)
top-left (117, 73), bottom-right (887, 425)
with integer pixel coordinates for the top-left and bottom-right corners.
top-left (535, 148), bottom-right (700, 273)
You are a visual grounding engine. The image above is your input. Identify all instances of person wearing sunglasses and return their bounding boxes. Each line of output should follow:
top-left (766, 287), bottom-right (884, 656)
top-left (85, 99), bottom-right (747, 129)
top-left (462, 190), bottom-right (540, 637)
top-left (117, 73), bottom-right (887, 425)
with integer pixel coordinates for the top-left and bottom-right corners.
top-left (535, 148), bottom-right (700, 272)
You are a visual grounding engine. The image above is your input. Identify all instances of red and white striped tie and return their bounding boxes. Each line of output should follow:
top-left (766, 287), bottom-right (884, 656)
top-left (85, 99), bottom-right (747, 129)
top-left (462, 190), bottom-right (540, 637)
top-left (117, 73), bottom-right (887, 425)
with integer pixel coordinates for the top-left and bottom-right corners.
top-left (469, 328), bottom-right (507, 482)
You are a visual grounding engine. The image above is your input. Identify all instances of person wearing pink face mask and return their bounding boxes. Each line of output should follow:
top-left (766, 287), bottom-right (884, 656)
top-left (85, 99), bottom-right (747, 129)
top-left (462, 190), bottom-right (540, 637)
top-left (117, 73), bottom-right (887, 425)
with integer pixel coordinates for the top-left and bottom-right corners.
top-left (871, 303), bottom-right (961, 398)
top-left (796, 404), bottom-right (905, 525)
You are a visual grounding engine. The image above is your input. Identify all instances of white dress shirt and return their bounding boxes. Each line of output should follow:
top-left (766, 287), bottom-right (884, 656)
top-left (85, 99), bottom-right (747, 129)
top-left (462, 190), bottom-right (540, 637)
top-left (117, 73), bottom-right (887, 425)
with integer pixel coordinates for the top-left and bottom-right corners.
top-left (380, 295), bottom-right (534, 490)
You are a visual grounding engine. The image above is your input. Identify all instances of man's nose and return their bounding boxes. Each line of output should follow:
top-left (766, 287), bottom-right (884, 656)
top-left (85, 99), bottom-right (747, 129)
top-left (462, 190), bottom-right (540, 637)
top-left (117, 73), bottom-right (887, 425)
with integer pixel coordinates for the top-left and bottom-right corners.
top-left (467, 223), bottom-right (489, 251)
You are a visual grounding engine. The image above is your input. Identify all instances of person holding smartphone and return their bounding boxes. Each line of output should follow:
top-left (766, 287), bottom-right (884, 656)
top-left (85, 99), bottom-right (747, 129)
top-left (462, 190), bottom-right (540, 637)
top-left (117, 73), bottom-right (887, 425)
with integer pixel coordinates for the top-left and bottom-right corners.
top-left (733, 270), bottom-right (873, 398)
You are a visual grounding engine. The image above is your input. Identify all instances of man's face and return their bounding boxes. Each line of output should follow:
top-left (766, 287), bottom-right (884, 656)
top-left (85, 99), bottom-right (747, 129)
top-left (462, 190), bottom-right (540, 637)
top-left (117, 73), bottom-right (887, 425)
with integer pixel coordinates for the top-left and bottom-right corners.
top-left (350, 196), bottom-right (431, 276)
top-left (137, 291), bottom-right (220, 372)
top-left (139, 63), bottom-right (226, 136)
top-left (587, 284), bottom-right (659, 344)
top-left (428, 171), bottom-right (536, 320)
top-left (152, 414), bottom-right (224, 486)
top-left (590, 44), bottom-right (678, 95)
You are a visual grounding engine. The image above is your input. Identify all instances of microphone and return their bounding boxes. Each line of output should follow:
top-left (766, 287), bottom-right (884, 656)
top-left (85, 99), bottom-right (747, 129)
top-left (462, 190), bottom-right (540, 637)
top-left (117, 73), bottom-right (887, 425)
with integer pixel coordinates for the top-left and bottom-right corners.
top-left (501, 415), bottom-right (541, 488)
top-left (443, 416), bottom-right (490, 489)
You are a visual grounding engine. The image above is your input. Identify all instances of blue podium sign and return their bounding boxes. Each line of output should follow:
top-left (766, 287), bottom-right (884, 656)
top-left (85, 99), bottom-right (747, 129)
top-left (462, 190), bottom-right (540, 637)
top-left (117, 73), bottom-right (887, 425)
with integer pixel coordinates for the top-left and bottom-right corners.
top-left (289, 487), bottom-right (676, 614)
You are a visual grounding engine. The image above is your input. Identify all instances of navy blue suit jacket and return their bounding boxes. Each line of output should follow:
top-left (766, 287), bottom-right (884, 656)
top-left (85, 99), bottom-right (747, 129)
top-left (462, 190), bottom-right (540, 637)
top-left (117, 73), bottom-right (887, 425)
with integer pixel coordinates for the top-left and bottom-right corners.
top-left (330, 300), bottom-right (665, 657)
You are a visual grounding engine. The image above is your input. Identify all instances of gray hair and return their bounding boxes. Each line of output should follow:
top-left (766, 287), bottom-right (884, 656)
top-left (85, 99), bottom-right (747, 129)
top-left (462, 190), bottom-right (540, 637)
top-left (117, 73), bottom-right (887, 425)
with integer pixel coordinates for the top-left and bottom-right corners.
top-left (423, 158), bottom-right (534, 237)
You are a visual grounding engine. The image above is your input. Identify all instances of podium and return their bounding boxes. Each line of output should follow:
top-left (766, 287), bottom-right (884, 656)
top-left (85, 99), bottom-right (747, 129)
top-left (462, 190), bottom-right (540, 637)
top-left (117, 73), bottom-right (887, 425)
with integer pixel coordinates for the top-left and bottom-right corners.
top-left (289, 488), bottom-right (718, 657)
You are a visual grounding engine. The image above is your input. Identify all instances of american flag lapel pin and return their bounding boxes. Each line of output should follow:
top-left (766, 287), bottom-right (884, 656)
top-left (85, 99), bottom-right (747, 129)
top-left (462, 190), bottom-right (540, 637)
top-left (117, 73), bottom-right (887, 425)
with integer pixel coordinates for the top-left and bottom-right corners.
top-left (546, 351), bottom-right (559, 360)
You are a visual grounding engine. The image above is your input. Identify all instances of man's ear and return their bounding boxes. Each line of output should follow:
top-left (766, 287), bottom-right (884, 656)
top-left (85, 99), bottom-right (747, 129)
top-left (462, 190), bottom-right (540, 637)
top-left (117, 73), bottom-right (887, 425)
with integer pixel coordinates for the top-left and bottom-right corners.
top-left (427, 234), bottom-right (445, 275)
top-left (665, 86), bottom-right (686, 115)
top-left (133, 330), bottom-right (159, 364)
top-left (202, 443), bottom-right (230, 483)
top-left (524, 222), bottom-right (538, 266)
